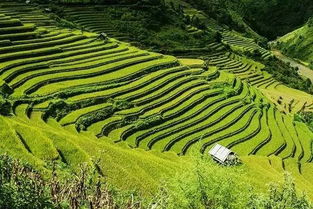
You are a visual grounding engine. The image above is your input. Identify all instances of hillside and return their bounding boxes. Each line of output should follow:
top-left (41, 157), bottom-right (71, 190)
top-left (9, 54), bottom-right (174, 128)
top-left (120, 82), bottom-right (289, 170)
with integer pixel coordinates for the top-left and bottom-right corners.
top-left (276, 17), bottom-right (313, 67)
top-left (237, 0), bottom-right (313, 39)
top-left (0, 0), bottom-right (313, 208)
top-left (164, 0), bottom-right (313, 40)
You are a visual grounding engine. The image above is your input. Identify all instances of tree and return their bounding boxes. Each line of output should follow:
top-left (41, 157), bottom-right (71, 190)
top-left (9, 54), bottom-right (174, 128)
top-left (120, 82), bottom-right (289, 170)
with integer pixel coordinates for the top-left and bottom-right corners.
top-left (215, 31), bottom-right (223, 43)
top-left (0, 96), bottom-right (12, 116)
top-left (308, 17), bottom-right (313, 27)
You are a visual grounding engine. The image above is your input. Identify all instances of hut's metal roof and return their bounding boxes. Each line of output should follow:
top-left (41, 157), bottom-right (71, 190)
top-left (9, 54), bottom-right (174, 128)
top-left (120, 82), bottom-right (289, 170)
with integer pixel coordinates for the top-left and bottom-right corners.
top-left (209, 144), bottom-right (233, 163)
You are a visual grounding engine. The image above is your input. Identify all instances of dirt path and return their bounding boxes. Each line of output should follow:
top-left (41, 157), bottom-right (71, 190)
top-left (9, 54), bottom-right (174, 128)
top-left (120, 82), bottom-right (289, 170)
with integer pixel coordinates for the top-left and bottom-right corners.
top-left (272, 50), bottom-right (313, 82)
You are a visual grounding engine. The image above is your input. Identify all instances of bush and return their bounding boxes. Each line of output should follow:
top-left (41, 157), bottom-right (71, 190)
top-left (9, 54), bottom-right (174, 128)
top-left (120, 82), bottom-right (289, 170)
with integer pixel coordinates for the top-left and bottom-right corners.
top-left (0, 96), bottom-right (12, 116)
top-left (43, 99), bottom-right (71, 121)
top-left (0, 154), bottom-right (312, 209)
top-left (164, 151), bottom-right (313, 209)
top-left (294, 111), bottom-right (313, 132)
top-left (0, 155), bottom-right (54, 209)
top-left (308, 17), bottom-right (313, 27)
top-left (75, 106), bottom-right (114, 131)
top-left (247, 173), bottom-right (312, 209)
top-left (309, 61), bottom-right (313, 69)
top-left (262, 59), bottom-right (313, 95)
top-left (135, 115), bottom-right (163, 129)
top-left (0, 154), bottom-right (145, 209)
top-left (163, 152), bottom-right (250, 209)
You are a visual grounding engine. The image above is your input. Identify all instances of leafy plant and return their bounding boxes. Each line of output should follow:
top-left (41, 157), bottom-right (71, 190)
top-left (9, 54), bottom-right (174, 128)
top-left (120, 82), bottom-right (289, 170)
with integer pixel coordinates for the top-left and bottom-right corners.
top-left (247, 173), bottom-right (313, 209)
top-left (0, 96), bottom-right (12, 116)
top-left (0, 155), bottom-right (145, 209)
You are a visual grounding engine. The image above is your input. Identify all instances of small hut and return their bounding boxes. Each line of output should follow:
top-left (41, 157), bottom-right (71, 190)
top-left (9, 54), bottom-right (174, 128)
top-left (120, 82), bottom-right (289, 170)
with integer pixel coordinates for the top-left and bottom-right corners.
top-left (209, 144), bottom-right (238, 165)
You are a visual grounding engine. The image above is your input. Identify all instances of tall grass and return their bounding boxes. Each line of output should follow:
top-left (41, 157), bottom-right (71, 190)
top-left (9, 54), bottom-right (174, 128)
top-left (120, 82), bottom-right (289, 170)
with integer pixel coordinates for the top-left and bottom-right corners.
top-left (0, 155), bottom-right (145, 209)
top-left (0, 153), bottom-right (312, 209)
top-left (163, 150), bottom-right (313, 209)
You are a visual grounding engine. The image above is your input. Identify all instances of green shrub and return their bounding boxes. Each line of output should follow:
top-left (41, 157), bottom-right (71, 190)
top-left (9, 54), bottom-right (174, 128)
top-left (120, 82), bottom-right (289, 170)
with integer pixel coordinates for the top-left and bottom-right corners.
top-left (164, 152), bottom-right (313, 209)
top-left (247, 173), bottom-right (312, 209)
top-left (0, 96), bottom-right (12, 116)
top-left (0, 154), bottom-right (145, 209)
top-left (0, 154), bottom-right (312, 209)
top-left (110, 99), bottom-right (132, 110)
top-left (262, 59), bottom-right (313, 95)
top-left (242, 96), bottom-right (253, 105)
top-left (0, 155), bottom-right (54, 209)
top-left (75, 106), bottom-right (114, 131)
top-left (43, 99), bottom-right (71, 121)
top-left (135, 115), bottom-right (163, 129)
top-left (308, 61), bottom-right (313, 70)
top-left (294, 111), bottom-right (313, 132)
top-left (0, 82), bottom-right (13, 96)
top-left (308, 17), bottom-right (313, 27)
top-left (165, 155), bottom-right (250, 209)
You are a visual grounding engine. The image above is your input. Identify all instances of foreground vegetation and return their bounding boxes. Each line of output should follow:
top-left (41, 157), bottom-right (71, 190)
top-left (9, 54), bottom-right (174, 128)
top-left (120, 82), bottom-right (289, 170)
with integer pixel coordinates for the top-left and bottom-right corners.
top-left (1, 154), bottom-right (313, 209)
top-left (277, 17), bottom-right (313, 66)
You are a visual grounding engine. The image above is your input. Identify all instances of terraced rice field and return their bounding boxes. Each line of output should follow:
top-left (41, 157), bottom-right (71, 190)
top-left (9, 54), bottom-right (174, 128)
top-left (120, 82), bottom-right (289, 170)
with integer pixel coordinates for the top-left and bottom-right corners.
top-left (203, 50), bottom-right (313, 114)
top-left (0, 2), bottom-right (313, 191)
top-left (62, 6), bottom-right (226, 54)
top-left (63, 6), bottom-right (137, 44)
top-left (222, 31), bottom-right (272, 60)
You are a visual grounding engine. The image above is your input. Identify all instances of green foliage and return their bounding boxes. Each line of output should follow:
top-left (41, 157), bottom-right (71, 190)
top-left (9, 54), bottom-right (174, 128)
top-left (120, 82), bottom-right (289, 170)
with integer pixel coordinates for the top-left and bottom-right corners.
top-left (164, 152), bottom-right (313, 209)
top-left (0, 82), bottom-right (13, 96)
top-left (309, 62), bottom-right (313, 70)
top-left (52, 15), bottom-right (78, 29)
top-left (44, 99), bottom-right (71, 121)
top-left (165, 154), bottom-right (249, 209)
top-left (0, 154), bottom-right (147, 209)
top-left (242, 96), bottom-right (253, 105)
top-left (224, 87), bottom-right (237, 98)
top-left (75, 106), bottom-right (114, 131)
top-left (110, 98), bottom-right (132, 110)
top-left (294, 111), bottom-right (313, 132)
top-left (135, 115), bottom-right (163, 129)
top-left (98, 5), bottom-right (214, 52)
top-left (73, 99), bottom-right (131, 131)
top-left (0, 155), bottom-right (54, 209)
top-left (0, 95), bottom-right (12, 116)
top-left (245, 49), bottom-right (262, 58)
top-left (237, 0), bottom-right (313, 39)
top-left (247, 174), bottom-right (313, 209)
top-left (262, 59), bottom-right (313, 94)
top-left (0, 147), bottom-right (313, 209)
top-left (308, 17), bottom-right (313, 27)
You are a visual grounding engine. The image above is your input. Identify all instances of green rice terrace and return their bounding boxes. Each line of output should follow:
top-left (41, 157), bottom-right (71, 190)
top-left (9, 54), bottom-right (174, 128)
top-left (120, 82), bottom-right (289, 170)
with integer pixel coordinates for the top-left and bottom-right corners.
top-left (0, 0), bottom-right (313, 208)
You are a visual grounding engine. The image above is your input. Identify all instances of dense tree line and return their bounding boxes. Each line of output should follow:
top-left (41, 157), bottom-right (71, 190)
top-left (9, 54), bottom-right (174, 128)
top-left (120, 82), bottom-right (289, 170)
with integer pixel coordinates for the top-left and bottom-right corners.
top-left (93, 4), bottom-right (215, 52)
top-left (239, 0), bottom-right (313, 39)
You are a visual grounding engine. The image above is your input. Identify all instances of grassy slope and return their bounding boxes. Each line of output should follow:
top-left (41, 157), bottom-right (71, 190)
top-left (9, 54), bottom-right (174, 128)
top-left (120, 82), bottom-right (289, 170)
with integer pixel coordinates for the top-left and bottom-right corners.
top-left (278, 20), bottom-right (313, 65)
top-left (2, 114), bottom-right (313, 199)
top-left (238, 0), bottom-right (313, 39)
top-left (0, 114), bottom-right (181, 193)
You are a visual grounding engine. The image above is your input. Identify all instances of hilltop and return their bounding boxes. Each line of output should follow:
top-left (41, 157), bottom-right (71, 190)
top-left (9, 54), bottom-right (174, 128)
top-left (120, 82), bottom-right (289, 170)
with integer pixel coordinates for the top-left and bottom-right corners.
top-left (276, 17), bottom-right (313, 68)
